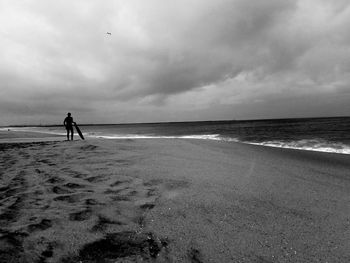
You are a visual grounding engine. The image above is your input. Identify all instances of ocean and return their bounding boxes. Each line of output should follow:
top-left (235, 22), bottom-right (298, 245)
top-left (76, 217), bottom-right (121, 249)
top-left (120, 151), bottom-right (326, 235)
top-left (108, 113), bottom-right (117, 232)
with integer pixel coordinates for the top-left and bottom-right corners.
top-left (4, 117), bottom-right (350, 154)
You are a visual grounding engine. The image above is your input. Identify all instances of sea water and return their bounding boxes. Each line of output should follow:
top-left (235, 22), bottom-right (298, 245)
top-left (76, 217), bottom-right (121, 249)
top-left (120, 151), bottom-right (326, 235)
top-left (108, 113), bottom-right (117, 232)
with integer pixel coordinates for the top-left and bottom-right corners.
top-left (5, 117), bottom-right (350, 154)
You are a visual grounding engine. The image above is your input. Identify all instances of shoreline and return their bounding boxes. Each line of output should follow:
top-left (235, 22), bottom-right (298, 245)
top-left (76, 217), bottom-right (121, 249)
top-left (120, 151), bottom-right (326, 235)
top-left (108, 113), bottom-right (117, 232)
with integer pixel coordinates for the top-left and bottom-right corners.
top-left (0, 134), bottom-right (349, 262)
top-left (1, 129), bottom-right (350, 157)
top-left (0, 130), bottom-right (65, 143)
top-left (3, 127), bottom-right (350, 156)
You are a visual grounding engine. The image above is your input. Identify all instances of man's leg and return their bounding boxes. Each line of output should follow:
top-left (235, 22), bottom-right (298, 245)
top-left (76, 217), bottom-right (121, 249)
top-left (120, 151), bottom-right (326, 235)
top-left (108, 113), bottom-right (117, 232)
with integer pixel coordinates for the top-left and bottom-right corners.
top-left (66, 129), bottom-right (70, 140)
top-left (71, 127), bottom-right (74, 140)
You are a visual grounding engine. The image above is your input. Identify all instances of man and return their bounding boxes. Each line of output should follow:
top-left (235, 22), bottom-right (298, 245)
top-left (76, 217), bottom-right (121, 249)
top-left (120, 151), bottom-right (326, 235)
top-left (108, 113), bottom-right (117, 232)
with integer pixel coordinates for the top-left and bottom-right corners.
top-left (63, 112), bottom-right (74, 140)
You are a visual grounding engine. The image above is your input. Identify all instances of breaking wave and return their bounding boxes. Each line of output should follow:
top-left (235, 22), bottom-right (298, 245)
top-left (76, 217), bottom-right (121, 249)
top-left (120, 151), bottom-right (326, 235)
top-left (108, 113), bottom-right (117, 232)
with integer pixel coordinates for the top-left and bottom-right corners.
top-left (247, 139), bottom-right (350, 155)
top-left (89, 134), bottom-right (350, 154)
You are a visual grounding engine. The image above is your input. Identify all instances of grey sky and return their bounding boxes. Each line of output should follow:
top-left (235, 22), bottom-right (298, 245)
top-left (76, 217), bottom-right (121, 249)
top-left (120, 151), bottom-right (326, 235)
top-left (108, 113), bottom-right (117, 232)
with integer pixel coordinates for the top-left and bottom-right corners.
top-left (1, 0), bottom-right (350, 125)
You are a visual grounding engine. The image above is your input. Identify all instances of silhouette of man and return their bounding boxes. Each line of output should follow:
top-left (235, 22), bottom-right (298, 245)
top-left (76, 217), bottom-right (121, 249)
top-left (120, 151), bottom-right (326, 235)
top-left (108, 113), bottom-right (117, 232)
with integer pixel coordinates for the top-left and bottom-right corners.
top-left (63, 112), bottom-right (74, 140)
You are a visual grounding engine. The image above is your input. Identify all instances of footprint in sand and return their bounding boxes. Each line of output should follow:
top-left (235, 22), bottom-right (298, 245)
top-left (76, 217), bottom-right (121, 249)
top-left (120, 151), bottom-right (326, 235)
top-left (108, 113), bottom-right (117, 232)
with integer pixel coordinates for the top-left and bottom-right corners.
top-left (46, 176), bottom-right (65, 184)
top-left (140, 203), bottom-right (155, 210)
top-left (85, 198), bottom-right (101, 206)
top-left (104, 189), bottom-right (125, 197)
top-left (107, 188), bottom-right (140, 202)
top-left (110, 180), bottom-right (131, 187)
top-left (80, 144), bottom-right (98, 151)
top-left (61, 168), bottom-right (88, 179)
top-left (61, 231), bottom-right (168, 262)
top-left (69, 209), bottom-right (93, 221)
top-left (53, 194), bottom-right (83, 203)
top-left (38, 159), bottom-right (56, 166)
top-left (0, 230), bottom-right (29, 261)
top-left (35, 168), bottom-right (43, 174)
top-left (52, 186), bottom-right (72, 194)
top-left (0, 195), bottom-right (26, 224)
top-left (146, 188), bottom-right (158, 197)
top-left (188, 247), bottom-right (204, 263)
top-left (64, 182), bottom-right (86, 189)
top-left (41, 243), bottom-right (54, 259)
top-left (91, 215), bottom-right (125, 232)
top-left (27, 219), bottom-right (52, 232)
top-left (85, 175), bottom-right (105, 183)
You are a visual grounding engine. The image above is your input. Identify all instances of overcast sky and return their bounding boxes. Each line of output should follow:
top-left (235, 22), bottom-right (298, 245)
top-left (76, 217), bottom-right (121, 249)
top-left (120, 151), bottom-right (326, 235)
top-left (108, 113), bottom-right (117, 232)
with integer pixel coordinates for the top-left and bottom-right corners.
top-left (1, 0), bottom-right (350, 125)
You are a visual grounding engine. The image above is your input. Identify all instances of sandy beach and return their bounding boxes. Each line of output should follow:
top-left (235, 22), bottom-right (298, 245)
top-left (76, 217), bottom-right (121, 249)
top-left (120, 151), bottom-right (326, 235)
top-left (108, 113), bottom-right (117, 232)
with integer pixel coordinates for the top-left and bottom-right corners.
top-left (0, 132), bottom-right (349, 262)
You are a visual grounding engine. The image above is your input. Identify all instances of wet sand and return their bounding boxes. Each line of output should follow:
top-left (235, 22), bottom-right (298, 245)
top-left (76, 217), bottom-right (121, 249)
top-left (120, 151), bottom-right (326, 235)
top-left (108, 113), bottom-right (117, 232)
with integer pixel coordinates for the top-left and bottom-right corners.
top-left (0, 130), bottom-right (64, 143)
top-left (0, 133), bottom-right (349, 262)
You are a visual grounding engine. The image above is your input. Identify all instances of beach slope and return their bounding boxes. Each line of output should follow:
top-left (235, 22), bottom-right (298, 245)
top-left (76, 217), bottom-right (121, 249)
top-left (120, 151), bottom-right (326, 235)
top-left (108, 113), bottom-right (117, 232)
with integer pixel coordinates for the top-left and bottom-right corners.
top-left (0, 138), bottom-right (349, 262)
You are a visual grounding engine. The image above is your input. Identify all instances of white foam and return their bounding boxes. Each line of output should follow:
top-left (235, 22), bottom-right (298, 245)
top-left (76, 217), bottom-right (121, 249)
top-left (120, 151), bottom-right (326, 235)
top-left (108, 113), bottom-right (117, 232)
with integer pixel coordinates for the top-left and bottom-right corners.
top-left (89, 134), bottom-right (224, 140)
top-left (248, 140), bottom-right (350, 155)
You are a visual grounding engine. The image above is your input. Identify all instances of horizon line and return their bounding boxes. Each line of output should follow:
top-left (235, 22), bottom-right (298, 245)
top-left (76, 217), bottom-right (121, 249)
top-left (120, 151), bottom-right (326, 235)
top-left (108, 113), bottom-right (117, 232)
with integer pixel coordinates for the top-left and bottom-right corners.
top-left (2, 115), bottom-right (350, 128)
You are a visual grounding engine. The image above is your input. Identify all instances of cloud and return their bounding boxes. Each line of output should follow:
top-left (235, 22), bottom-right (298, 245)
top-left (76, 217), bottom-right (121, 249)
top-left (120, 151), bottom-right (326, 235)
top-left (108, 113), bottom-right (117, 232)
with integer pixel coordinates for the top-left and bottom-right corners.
top-left (0, 0), bottom-right (350, 124)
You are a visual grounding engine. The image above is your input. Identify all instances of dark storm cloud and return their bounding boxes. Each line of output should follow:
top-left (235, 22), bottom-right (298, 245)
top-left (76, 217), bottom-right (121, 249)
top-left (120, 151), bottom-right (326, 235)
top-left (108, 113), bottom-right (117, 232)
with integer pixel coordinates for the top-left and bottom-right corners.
top-left (1, 0), bottom-right (350, 124)
top-left (113, 0), bottom-right (298, 97)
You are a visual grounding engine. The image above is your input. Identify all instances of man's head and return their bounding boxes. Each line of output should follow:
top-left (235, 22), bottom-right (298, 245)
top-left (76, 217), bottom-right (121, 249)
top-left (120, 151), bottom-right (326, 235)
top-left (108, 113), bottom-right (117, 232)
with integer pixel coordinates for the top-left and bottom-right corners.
top-left (67, 112), bottom-right (71, 117)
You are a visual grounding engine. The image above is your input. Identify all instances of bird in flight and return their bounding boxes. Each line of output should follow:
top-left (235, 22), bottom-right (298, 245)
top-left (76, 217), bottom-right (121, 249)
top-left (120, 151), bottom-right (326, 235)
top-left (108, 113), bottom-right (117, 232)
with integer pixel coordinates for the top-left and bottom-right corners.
top-left (106, 32), bottom-right (111, 35)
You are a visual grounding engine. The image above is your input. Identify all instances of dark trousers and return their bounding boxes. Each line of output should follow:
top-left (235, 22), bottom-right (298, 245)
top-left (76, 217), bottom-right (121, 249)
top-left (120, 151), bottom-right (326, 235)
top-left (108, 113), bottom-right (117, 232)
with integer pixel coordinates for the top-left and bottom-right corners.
top-left (66, 126), bottom-right (74, 140)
